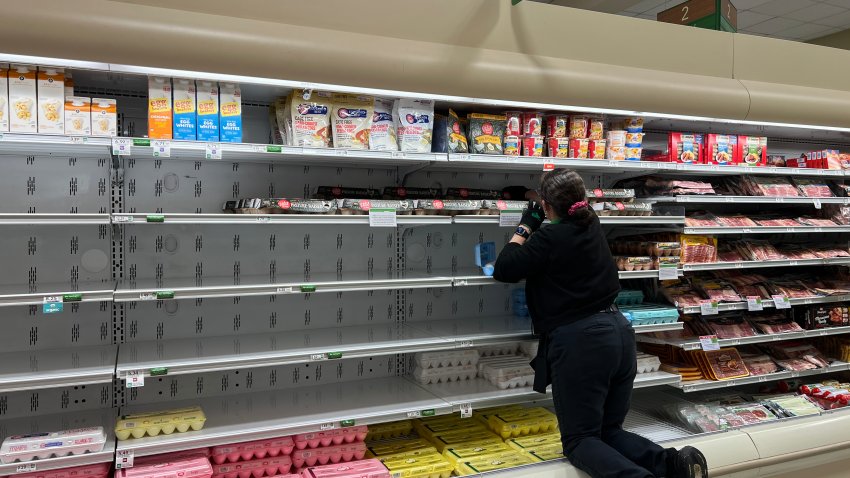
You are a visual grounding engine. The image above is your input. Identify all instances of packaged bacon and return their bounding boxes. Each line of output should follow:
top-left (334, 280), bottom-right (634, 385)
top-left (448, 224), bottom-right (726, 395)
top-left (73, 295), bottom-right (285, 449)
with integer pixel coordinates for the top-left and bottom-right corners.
top-left (749, 314), bottom-right (804, 335)
top-left (705, 315), bottom-right (758, 339)
top-left (794, 178), bottom-right (834, 198)
top-left (702, 348), bottom-right (750, 380)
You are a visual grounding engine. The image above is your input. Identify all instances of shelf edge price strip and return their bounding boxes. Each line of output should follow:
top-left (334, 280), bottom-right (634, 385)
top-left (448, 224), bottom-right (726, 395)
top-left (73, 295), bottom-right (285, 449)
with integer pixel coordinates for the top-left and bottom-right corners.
top-left (747, 296), bottom-right (763, 312)
top-left (115, 449), bottom-right (134, 469)
top-left (699, 300), bottom-right (719, 316)
top-left (773, 295), bottom-right (791, 309)
top-left (699, 335), bottom-right (720, 351)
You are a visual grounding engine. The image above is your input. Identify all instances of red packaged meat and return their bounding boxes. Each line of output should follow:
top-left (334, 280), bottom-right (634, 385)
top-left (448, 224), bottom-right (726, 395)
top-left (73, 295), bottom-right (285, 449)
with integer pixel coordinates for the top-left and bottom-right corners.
top-left (750, 314), bottom-right (804, 335)
top-left (685, 213), bottom-right (720, 227)
top-left (693, 278), bottom-right (743, 303)
top-left (731, 240), bottom-right (786, 262)
top-left (716, 215), bottom-right (758, 227)
top-left (743, 176), bottom-right (799, 197)
top-left (797, 217), bottom-right (837, 227)
top-left (706, 316), bottom-right (758, 339)
top-left (793, 179), bottom-right (834, 198)
top-left (681, 235), bottom-right (718, 263)
top-left (742, 354), bottom-right (780, 375)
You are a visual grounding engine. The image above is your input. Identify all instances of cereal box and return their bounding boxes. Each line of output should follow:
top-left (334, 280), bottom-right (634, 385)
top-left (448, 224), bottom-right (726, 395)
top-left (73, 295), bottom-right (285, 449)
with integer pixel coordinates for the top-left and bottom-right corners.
top-left (9, 65), bottom-right (36, 133)
top-left (0, 64), bottom-right (8, 132)
top-left (196, 81), bottom-right (219, 142)
top-left (37, 68), bottom-right (65, 134)
top-left (172, 79), bottom-right (196, 140)
top-left (148, 76), bottom-right (172, 139)
top-left (64, 96), bottom-right (91, 136)
top-left (91, 98), bottom-right (116, 137)
top-left (219, 83), bottom-right (242, 143)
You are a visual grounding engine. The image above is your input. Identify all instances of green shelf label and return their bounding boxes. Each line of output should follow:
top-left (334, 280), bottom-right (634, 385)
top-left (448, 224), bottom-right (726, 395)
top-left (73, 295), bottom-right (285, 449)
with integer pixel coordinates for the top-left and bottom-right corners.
top-left (300, 285), bottom-right (317, 293)
top-left (266, 145), bottom-right (282, 153)
top-left (62, 293), bottom-right (82, 302)
top-left (146, 215), bottom-right (165, 223)
top-left (156, 291), bottom-right (175, 299)
top-left (133, 139), bottom-right (151, 147)
top-left (327, 352), bottom-right (343, 360)
top-left (340, 419), bottom-right (355, 427)
top-left (421, 409), bottom-right (436, 417)
top-left (149, 367), bottom-right (168, 376)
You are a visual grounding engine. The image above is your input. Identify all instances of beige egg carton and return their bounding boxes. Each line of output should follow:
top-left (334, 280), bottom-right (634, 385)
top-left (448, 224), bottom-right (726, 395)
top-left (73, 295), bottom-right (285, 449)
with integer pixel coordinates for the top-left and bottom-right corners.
top-left (115, 406), bottom-right (207, 440)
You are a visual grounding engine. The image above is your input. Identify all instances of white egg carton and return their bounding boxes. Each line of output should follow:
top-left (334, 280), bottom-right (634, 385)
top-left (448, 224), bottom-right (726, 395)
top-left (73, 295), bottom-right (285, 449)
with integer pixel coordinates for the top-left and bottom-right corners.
top-left (636, 353), bottom-right (661, 374)
top-left (518, 340), bottom-right (539, 358)
top-left (478, 357), bottom-right (535, 390)
top-left (0, 427), bottom-right (107, 464)
top-left (413, 350), bottom-right (479, 369)
top-left (476, 356), bottom-right (528, 376)
top-left (476, 344), bottom-right (518, 357)
top-left (412, 364), bottom-right (477, 384)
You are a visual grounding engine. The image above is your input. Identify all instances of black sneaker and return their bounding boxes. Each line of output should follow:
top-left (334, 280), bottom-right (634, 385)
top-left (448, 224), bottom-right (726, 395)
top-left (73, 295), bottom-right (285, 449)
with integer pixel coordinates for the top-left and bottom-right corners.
top-left (672, 446), bottom-right (708, 478)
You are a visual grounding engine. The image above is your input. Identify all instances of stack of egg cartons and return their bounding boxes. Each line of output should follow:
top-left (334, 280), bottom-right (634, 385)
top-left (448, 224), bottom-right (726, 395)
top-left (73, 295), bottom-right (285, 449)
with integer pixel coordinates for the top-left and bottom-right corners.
top-left (0, 427), bottom-right (108, 464)
top-left (208, 437), bottom-right (295, 478)
top-left (289, 427), bottom-right (369, 474)
top-left (477, 353), bottom-right (535, 389)
top-left (478, 405), bottom-right (564, 466)
top-left (411, 350), bottom-right (479, 385)
top-left (299, 459), bottom-right (389, 478)
top-left (13, 463), bottom-right (111, 478)
top-left (116, 453), bottom-right (213, 478)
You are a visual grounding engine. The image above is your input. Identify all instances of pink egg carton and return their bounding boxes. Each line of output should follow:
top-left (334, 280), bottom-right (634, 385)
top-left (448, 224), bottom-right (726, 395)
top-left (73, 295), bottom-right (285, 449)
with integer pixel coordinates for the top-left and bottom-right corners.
top-left (210, 437), bottom-right (295, 464)
top-left (291, 442), bottom-right (366, 469)
top-left (12, 462), bottom-right (111, 478)
top-left (300, 459), bottom-right (390, 478)
top-left (211, 455), bottom-right (293, 478)
top-left (115, 455), bottom-right (212, 478)
top-left (293, 427), bottom-right (367, 450)
top-left (135, 450), bottom-right (211, 466)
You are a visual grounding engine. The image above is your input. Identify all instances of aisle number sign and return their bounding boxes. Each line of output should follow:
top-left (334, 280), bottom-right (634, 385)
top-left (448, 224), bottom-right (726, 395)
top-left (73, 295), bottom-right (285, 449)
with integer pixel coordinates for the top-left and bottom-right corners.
top-left (657, 0), bottom-right (737, 33)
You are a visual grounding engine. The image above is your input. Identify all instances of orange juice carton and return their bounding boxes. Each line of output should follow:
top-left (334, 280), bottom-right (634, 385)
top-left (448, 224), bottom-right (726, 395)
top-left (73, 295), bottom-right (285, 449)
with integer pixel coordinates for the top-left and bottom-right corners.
top-left (91, 98), bottom-right (117, 137)
top-left (0, 64), bottom-right (8, 132)
top-left (172, 79), bottom-right (197, 140)
top-left (196, 81), bottom-right (219, 141)
top-left (64, 96), bottom-right (91, 136)
top-left (37, 68), bottom-right (65, 134)
top-left (219, 83), bottom-right (242, 143)
top-left (148, 76), bottom-right (172, 139)
top-left (9, 65), bottom-right (37, 133)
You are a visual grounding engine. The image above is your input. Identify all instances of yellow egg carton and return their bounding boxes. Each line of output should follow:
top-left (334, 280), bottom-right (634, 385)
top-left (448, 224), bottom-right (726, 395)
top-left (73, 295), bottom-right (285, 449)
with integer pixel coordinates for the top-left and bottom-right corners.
top-left (472, 404), bottom-right (523, 426)
top-left (429, 429), bottom-right (503, 452)
top-left (367, 438), bottom-right (435, 458)
top-left (114, 406), bottom-right (206, 440)
top-left (442, 439), bottom-right (512, 467)
top-left (505, 431), bottom-right (561, 452)
top-left (381, 450), bottom-right (454, 478)
top-left (455, 451), bottom-right (536, 476)
top-left (366, 420), bottom-right (414, 441)
top-left (487, 408), bottom-right (558, 439)
top-left (415, 419), bottom-right (488, 443)
top-left (523, 442), bottom-right (565, 462)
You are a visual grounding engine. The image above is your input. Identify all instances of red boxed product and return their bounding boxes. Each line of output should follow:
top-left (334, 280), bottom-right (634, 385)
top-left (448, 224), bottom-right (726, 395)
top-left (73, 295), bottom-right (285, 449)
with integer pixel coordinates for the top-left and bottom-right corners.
top-left (668, 133), bottom-right (704, 163)
top-left (505, 111), bottom-right (521, 137)
top-left (569, 138), bottom-right (590, 159)
top-left (546, 114), bottom-right (568, 138)
top-left (589, 139), bottom-right (606, 159)
top-left (807, 150), bottom-right (840, 169)
top-left (569, 116), bottom-right (589, 139)
top-left (521, 112), bottom-right (543, 136)
top-left (704, 134), bottom-right (738, 165)
top-left (547, 137), bottom-right (569, 158)
top-left (737, 136), bottom-right (767, 167)
top-left (785, 157), bottom-right (807, 168)
top-left (522, 135), bottom-right (543, 157)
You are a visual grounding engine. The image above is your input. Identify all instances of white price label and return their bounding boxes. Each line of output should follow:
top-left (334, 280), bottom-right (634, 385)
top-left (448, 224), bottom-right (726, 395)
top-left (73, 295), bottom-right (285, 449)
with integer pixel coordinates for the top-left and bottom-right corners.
top-left (773, 295), bottom-right (791, 309)
top-left (43, 296), bottom-right (62, 304)
top-left (276, 287), bottom-right (296, 294)
top-left (16, 464), bottom-right (36, 473)
top-left (459, 403), bottom-right (473, 419)
top-left (369, 209), bottom-right (397, 227)
top-left (700, 300), bottom-right (719, 316)
top-left (452, 154), bottom-right (469, 161)
top-left (699, 335), bottom-right (721, 351)
top-left (320, 422), bottom-right (336, 431)
top-left (406, 410), bottom-right (421, 418)
top-left (113, 215), bottom-right (134, 223)
top-left (152, 140), bottom-right (171, 158)
top-left (747, 296), bottom-right (763, 312)
top-left (112, 138), bottom-right (131, 156)
top-left (658, 265), bottom-right (678, 280)
top-left (814, 199), bottom-right (822, 209)
top-left (115, 449), bottom-right (134, 469)
top-left (391, 151), bottom-right (406, 159)
top-left (499, 210), bottom-right (522, 228)
top-left (455, 279), bottom-right (469, 287)
top-left (310, 353), bottom-right (327, 361)
top-left (70, 136), bottom-right (87, 144)
top-left (335, 149), bottom-right (348, 156)
top-left (205, 142), bottom-right (222, 159)
top-left (457, 340), bottom-right (474, 348)
top-left (125, 370), bottom-right (144, 388)
top-left (139, 293), bottom-right (156, 300)
top-left (256, 216), bottom-right (271, 223)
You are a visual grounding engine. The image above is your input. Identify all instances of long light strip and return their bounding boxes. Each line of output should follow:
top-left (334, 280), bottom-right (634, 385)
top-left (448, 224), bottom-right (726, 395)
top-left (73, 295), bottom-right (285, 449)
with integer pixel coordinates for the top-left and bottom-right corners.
top-left (4, 52), bottom-right (850, 134)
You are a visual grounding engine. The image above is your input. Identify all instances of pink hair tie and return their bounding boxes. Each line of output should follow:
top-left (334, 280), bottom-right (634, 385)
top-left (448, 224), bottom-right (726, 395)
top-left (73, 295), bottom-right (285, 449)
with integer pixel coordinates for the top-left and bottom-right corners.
top-left (568, 200), bottom-right (589, 215)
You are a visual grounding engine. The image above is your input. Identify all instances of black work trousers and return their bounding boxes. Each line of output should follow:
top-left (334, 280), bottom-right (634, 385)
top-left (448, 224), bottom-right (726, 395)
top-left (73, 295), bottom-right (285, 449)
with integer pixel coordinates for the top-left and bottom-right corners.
top-left (548, 311), bottom-right (673, 478)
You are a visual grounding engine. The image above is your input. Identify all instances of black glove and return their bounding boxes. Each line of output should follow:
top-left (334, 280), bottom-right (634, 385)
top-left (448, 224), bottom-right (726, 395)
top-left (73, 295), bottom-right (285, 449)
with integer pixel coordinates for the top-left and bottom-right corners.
top-left (519, 200), bottom-right (545, 233)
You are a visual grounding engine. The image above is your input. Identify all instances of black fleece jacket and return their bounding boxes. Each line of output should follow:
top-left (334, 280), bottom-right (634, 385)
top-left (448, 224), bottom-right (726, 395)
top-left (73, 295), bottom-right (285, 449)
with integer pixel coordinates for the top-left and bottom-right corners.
top-left (493, 215), bottom-right (620, 334)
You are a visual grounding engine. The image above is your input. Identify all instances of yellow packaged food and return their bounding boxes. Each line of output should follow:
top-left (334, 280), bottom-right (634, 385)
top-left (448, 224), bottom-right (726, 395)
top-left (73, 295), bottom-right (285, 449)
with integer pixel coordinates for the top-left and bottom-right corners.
top-left (429, 430), bottom-right (503, 452)
top-left (442, 440), bottom-right (511, 467)
top-left (114, 406), bottom-right (206, 440)
top-left (366, 420), bottom-right (413, 441)
top-left (367, 438), bottom-right (435, 458)
top-left (382, 450), bottom-right (453, 478)
top-left (414, 419), bottom-right (488, 442)
top-left (472, 405), bottom-right (523, 426)
top-left (523, 442), bottom-right (565, 462)
top-left (505, 432), bottom-right (562, 452)
top-left (456, 451), bottom-right (536, 476)
top-left (487, 408), bottom-right (558, 439)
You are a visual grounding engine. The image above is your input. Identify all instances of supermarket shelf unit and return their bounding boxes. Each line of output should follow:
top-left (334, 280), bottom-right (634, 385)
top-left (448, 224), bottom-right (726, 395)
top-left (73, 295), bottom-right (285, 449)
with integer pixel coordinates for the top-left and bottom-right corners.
top-left (2, 57), bottom-right (850, 478)
top-left (636, 325), bottom-right (850, 351)
top-left (678, 361), bottom-right (850, 392)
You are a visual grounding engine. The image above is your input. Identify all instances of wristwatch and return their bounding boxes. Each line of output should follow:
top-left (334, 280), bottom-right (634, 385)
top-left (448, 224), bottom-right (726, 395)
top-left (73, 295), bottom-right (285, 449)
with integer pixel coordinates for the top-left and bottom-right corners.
top-left (514, 225), bottom-right (531, 239)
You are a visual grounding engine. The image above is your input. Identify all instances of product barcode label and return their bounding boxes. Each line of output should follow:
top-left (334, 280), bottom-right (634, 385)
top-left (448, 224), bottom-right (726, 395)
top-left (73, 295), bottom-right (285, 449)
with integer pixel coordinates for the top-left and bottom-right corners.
top-left (699, 335), bottom-right (720, 351)
top-left (276, 287), bottom-right (296, 294)
top-left (310, 353), bottom-right (327, 361)
top-left (112, 138), bottom-right (131, 156)
top-left (746, 296), bottom-right (763, 312)
top-left (115, 450), bottom-right (134, 469)
top-left (205, 142), bottom-right (222, 159)
top-left (406, 410), bottom-right (421, 418)
top-left (320, 422), bottom-right (335, 431)
top-left (16, 464), bottom-right (36, 473)
top-left (699, 300), bottom-right (719, 316)
top-left (658, 265), bottom-right (678, 280)
top-left (772, 295), bottom-right (791, 309)
top-left (125, 370), bottom-right (144, 388)
top-left (391, 151), bottom-right (406, 159)
top-left (70, 136), bottom-right (87, 144)
top-left (152, 140), bottom-right (171, 158)
top-left (459, 403), bottom-right (473, 418)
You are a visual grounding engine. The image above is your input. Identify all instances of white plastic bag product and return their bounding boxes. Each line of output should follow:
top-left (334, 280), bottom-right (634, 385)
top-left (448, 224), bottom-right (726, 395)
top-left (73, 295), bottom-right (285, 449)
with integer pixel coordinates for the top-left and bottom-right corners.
top-left (331, 94), bottom-right (373, 150)
top-left (288, 89), bottom-right (332, 148)
top-left (369, 98), bottom-right (398, 151)
top-left (393, 98), bottom-right (434, 153)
